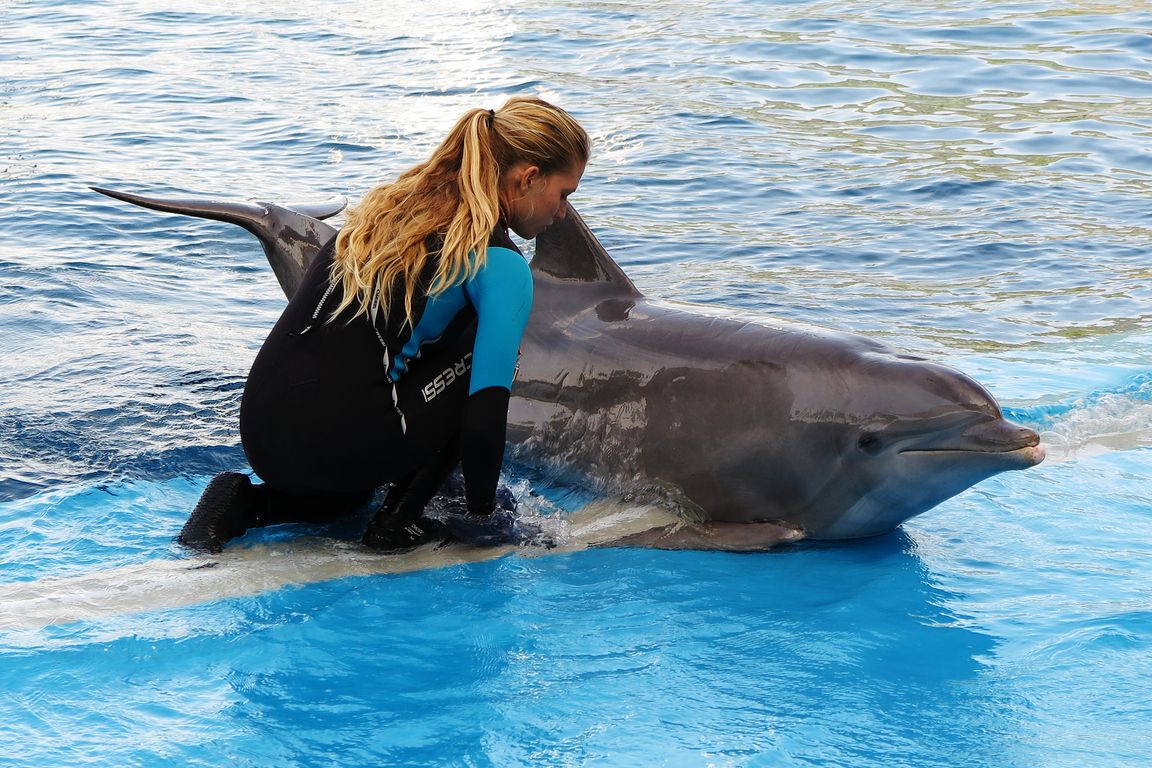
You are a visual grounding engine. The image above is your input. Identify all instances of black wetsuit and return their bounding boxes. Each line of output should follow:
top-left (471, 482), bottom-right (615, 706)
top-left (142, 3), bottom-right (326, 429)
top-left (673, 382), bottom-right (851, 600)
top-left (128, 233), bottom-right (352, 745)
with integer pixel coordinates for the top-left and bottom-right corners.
top-left (238, 228), bottom-right (532, 517)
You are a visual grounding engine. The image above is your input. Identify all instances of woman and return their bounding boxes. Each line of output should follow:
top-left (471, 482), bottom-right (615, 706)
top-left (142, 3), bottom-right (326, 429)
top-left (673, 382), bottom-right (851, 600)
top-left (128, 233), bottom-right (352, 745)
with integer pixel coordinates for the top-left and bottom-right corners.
top-left (179, 96), bottom-right (589, 553)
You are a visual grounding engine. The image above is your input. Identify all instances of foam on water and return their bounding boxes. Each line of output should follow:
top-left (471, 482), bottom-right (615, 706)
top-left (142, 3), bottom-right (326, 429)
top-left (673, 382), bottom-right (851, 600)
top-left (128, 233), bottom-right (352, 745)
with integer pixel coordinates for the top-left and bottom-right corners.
top-left (1012, 372), bottom-right (1152, 459)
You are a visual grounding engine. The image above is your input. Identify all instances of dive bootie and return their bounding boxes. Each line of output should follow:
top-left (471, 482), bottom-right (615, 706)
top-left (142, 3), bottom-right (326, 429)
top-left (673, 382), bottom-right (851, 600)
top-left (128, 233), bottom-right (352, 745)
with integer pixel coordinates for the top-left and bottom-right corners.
top-left (361, 515), bottom-right (448, 552)
top-left (178, 472), bottom-right (258, 553)
top-left (361, 479), bottom-right (449, 553)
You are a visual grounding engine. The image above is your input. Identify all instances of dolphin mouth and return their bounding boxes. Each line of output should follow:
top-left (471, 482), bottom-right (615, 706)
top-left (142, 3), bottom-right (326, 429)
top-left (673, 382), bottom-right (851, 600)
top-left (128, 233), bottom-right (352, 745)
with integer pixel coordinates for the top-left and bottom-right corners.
top-left (897, 419), bottom-right (1045, 466)
top-left (899, 443), bottom-right (1046, 464)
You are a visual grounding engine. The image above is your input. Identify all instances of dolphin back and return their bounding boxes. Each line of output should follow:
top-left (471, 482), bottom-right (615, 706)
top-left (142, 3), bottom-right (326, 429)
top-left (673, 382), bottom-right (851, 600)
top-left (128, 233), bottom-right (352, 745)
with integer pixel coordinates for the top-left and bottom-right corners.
top-left (92, 186), bottom-right (344, 299)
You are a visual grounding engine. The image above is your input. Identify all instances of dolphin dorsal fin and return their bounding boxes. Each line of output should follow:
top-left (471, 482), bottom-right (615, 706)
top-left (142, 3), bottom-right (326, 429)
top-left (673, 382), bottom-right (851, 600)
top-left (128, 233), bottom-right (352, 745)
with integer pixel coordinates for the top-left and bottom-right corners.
top-left (532, 204), bottom-right (642, 297)
top-left (91, 186), bottom-right (344, 299)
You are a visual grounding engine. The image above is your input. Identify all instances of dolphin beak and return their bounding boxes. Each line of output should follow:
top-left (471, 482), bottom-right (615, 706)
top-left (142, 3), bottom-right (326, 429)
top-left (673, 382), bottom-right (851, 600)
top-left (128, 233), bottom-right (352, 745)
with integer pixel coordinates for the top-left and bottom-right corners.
top-left (964, 418), bottom-right (1041, 451)
top-left (899, 418), bottom-right (1045, 468)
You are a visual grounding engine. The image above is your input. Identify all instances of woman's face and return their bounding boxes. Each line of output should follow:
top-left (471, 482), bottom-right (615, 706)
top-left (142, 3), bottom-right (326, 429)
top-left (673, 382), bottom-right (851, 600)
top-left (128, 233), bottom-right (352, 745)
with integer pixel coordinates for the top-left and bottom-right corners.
top-left (505, 161), bottom-right (586, 240)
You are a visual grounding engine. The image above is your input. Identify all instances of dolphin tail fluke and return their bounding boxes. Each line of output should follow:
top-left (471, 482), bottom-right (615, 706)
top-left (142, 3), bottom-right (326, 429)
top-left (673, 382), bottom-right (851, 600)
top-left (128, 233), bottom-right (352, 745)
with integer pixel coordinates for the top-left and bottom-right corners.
top-left (91, 186), bottom-right (345, 299)
top-left (92, 186), bottom-right (269, 226)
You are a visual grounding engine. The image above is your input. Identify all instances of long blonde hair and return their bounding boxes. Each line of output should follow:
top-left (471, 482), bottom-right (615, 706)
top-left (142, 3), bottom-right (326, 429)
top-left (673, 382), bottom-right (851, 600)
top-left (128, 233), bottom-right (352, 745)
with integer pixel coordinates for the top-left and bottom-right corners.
top-left (330, 96), bottom-right (589, 325)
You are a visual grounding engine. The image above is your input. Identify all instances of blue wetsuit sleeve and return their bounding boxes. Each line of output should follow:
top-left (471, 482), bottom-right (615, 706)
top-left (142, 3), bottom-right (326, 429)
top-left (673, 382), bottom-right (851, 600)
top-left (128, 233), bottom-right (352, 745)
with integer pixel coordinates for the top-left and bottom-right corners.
top-left (460, 246), bottom-right (533, 515)
top-left (464, 246), bottom-right (533, 393)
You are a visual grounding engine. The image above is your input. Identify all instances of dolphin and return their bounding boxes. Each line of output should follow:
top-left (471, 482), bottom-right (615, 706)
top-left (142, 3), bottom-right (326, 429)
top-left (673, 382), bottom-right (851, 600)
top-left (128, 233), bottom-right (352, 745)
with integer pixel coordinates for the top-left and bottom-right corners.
top-left (92, 186), bottom-right (1044, 550)
top-left (519, 213), bottom-right (1046, 546)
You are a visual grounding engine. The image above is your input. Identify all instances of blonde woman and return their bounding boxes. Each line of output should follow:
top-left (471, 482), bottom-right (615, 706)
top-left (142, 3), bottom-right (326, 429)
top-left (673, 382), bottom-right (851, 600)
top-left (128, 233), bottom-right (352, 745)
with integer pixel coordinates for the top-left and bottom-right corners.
top-left (180, 97), bottom-right (589, 552)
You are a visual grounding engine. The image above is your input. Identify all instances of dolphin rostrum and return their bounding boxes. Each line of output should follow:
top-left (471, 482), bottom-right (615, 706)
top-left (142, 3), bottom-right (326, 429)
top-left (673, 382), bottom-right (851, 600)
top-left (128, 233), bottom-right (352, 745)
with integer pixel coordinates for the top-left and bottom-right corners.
top-left (92, 186), bottom-right (1044, 550)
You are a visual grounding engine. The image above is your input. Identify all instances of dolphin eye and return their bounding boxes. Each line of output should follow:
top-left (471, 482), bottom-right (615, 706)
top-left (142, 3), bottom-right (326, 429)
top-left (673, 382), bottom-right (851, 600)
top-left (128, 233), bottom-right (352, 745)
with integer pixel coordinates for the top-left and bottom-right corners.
top-left (858, 432), bottom-right (883, 454)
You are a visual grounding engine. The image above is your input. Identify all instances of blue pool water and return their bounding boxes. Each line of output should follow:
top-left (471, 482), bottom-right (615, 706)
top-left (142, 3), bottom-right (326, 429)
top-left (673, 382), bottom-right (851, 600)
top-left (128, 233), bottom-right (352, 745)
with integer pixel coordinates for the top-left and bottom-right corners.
top-left (2, 1), bottom-right (1151, 765)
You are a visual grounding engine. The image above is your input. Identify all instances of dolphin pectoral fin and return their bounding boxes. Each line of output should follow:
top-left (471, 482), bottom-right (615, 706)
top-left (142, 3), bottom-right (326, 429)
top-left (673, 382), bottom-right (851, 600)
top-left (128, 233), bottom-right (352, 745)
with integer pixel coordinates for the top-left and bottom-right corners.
top-left (601, 520), bottom-right (805, 552)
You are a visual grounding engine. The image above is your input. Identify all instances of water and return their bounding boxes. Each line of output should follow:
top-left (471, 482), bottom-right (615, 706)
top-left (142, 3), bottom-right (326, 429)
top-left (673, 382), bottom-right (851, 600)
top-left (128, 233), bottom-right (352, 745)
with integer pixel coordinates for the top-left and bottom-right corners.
top-left (3, 0), bottom-right (1151, 765)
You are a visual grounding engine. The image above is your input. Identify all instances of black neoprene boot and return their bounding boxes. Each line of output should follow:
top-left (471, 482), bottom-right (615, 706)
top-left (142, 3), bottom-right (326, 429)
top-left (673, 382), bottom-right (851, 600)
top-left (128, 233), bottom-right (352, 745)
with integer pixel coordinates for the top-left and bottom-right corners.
top-left (181, 474), bottom-right (378, 553)
top-left (361, 513), bottom-right (447, 552)
top-left (178, 472), bottom-right (259, 553)
top-left (360, 442), bottom-right (464, 554)
top-left (361, 480), bottom-right (449, 552)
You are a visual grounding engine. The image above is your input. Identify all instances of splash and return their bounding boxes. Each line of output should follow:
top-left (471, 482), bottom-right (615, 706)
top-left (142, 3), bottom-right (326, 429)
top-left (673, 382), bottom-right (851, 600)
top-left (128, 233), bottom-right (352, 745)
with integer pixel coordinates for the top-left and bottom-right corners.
top-left (1006, 373), bottom-right (1152, 460)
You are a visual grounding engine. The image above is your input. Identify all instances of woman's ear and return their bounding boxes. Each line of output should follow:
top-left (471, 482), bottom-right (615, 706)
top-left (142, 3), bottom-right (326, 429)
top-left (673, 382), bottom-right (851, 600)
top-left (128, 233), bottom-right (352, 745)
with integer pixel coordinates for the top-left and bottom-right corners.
top-left (519, 165), bottom-right (542, 191)
top-left (502, 162), bottom-right (542, 200)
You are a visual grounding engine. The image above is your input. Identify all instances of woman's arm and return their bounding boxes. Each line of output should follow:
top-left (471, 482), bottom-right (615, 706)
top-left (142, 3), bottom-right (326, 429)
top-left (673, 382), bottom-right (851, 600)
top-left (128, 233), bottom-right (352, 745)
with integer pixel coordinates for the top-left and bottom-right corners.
top-left (460, 247), bottom-right (534, 515)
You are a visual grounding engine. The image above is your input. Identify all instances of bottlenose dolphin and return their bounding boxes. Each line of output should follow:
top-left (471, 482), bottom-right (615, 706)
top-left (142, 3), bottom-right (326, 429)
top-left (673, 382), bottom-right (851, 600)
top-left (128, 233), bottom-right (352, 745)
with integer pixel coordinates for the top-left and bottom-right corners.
top-left (92, 186), bottom-right (1044, 550)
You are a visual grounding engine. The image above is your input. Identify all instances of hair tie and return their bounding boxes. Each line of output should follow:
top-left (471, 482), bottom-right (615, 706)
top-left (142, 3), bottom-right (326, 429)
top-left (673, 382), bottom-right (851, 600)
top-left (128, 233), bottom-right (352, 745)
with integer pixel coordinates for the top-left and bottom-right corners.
top-left (487, 109), bottom-right (495, 128)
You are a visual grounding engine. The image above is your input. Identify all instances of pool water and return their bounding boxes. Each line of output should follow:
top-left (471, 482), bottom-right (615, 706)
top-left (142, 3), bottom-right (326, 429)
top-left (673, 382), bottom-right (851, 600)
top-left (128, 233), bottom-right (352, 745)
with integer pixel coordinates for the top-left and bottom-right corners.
top-left (2, 1), bottom-right (1150, 765)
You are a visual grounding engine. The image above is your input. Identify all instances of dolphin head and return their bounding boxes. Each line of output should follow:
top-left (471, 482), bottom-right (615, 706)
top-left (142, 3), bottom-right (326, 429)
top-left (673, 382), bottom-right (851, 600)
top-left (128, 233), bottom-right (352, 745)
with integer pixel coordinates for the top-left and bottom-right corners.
top-left (783, 348), bottom-right (1044, 538)
top-left (620, 328), bottom-right (1043, 540)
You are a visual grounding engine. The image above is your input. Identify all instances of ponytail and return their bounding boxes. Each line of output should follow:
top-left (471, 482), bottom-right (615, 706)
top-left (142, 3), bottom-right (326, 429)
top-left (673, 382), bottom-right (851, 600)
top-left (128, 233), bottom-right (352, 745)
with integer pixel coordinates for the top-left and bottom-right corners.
top-left (329, 97), bottom-right (589, 326)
